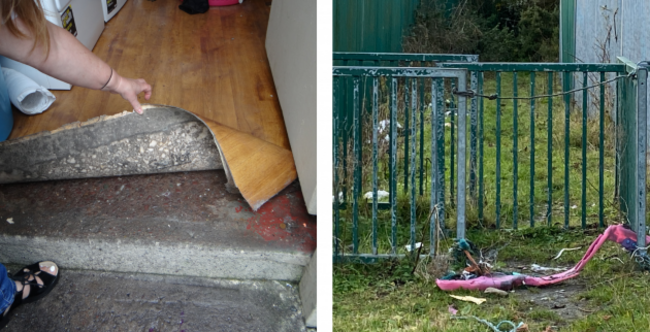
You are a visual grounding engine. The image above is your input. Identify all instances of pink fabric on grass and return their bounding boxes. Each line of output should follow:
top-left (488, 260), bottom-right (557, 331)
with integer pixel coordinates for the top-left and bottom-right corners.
top-left (436, 225), bottom-right (650, 291)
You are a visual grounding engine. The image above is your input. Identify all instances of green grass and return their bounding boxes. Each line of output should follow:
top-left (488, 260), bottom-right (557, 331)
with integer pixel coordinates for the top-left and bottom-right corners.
top-left (333, 227), bottom-right (650, 331)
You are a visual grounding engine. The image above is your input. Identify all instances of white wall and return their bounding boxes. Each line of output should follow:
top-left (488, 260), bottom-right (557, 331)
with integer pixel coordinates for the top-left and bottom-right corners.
top-left (265, 0), bottom-right (317, 215)
top-left (575, 0), bottom-right (650, 139)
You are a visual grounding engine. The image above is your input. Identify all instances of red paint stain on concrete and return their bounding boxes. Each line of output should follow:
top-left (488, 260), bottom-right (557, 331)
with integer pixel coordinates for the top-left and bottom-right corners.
top-left (246, 194), bottom-right (316, 252)
top-left (235, 206), bottom-right (243, 213)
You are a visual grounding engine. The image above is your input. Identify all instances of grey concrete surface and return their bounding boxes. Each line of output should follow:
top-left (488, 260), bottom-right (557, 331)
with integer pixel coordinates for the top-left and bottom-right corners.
top-left (0, 108), bottom-right (223, 184)
top-left (299, 249), bottom-right (316, 328)
top-left (0, 235), bottom-right (307, 281)
top-left (0, 171), bottom-right (317, 281)
top-left (1, 268), bottom-right (306, 332)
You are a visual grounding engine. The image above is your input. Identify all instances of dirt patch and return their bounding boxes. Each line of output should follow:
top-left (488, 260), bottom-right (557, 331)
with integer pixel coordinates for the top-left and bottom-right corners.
top-left (514, 278), bottom-right (590, 322)
top-left (495, 260), bottom-right (596, 326)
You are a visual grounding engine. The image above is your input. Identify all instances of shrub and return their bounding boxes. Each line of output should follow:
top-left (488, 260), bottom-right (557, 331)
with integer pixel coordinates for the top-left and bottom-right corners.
top-left (403, 0), bottom-right (559, 62)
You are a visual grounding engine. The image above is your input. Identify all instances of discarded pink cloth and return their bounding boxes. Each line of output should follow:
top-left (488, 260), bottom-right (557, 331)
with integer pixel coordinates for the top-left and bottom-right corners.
top-left (436, 225), bottom-right (650, 291)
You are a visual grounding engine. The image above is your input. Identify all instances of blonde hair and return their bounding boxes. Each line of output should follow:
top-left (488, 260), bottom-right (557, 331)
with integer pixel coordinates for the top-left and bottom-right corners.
top-left (1, 0), bottom-right (50, 56)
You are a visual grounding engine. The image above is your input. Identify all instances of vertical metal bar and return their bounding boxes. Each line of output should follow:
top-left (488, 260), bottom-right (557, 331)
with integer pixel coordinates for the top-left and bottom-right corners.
top-left (513, 72), bottom-right (519, 229)
top-left (478, 72), bottom-right (485, 223)
top-left (342, 83), bottom-right (349, 205)
top-left (547, 72), bottom-right (554, 226)
top-left (430, 78), bottom-right (438, 256)
top-left (564, 73), bottom-right (571, 229)
top-left (372, 77), bottom-right (379, 255)
top-left (390, 77), bottom-right (398, 255)
top-left (404, 80), bottom-right (410, 193)
top-left (333, 76), bottom-right (340, 262)
top-left (581, 72), bottom-right (588, 229)
top-left (410, 79), bottom-right (417, 255)
top-left (615, 78), bottom-right (620, 200)
top-left (352, 76), bottom-right (361, 254)
top-left (436, 78), bottom-right (446, 231)
top-left (599, 72), bottom-right (605, 228)
top-left (496, 72), bottom-right (502, 229)
top-left (450, 80), bottom-right (456, 205)
top-left (470, 71), bottom-right (478, 201)
top-left (457, 73), bottom-right (468, 240)
top-left (635, 67), bottom-right (647, 254)
top-left (530, 72), bottom-right (536, 227)
top-left (420, 78), bottom-right (425, 196)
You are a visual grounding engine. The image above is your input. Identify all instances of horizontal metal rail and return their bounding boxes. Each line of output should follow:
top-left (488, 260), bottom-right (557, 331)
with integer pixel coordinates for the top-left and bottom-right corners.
top-left (334, 52), bottom-right (479, 63)
top-left (436, 62), bottom-right (625, 72)
top-left (333, 67), bottom-right (470, 77)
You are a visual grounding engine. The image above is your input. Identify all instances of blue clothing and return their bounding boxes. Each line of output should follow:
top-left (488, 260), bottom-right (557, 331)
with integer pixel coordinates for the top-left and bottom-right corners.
top-left (0, 68), bottom-right (13, 142)
top-left (0, 263), bottom-right (15, 313)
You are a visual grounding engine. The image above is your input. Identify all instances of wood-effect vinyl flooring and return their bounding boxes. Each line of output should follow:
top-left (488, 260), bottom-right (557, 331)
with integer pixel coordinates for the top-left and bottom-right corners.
top-left (8, 0), bottom-right (289, 151)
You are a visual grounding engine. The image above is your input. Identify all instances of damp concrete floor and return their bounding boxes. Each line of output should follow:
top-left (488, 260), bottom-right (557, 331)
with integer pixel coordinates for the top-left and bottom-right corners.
top-left (0, 171), bottom-right (317, 281)
top-left (1, 266), bottom-right (307, 332)
top-left (0, 170), bottom-right (317, 330)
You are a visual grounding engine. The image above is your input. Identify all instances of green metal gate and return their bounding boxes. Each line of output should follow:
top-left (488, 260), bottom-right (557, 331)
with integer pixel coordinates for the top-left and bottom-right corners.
top-left (332, 53), bottom-right (649, 263)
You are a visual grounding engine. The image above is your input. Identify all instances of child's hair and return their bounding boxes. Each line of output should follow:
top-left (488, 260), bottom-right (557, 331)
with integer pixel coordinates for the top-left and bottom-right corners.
top-left (1, 0), bottom-right (50, 57)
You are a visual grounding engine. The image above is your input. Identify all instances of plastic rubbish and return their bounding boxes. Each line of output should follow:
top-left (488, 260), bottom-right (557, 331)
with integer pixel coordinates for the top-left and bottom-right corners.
top-left (448, 305), bottom-right (458, 315)
top-left (530, 264), bottom-right (566, 272)
top-left (451, 315), bottom-right (524, 332)
top-left (363, 190), bottom-right (390, 200)
top-left (449, 295), bottom-right (486, 305)
top-left (437, 225), bottom-right (650, 291)
top-left (552, 247), bottom-right (582, 260)
top-left (1, 67), bottom-right (55, 115)
top-left (484, 287), bottom-right (509, 296)
top-left (405, 242), bottom-right (422, 252)
top-left (378, 119), bottom-right (402, 133)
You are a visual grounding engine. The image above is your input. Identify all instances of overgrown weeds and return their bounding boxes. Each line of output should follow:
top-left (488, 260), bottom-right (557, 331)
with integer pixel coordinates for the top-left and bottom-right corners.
top-left (403, 0), bottom-right (559, 62)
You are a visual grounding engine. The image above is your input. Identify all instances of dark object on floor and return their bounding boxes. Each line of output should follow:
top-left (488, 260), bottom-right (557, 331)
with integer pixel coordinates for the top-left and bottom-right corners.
top-left (179, 0), bottom-right (209, 14)
top-left (0, 262), bottom-right (60, 330)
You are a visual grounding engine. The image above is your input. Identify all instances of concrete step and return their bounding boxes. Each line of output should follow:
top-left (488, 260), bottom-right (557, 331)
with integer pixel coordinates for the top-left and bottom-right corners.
top-left (0, 171), bottom-right (317, 281)
top-left (1, 266), bottom-right (308, 332)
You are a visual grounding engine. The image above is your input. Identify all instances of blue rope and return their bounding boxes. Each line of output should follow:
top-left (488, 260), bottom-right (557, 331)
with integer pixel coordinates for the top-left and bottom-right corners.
top-left (451, 315), bottom-right (524, 332)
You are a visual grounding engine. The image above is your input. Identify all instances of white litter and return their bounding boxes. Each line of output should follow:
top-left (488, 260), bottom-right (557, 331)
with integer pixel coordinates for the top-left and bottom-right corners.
top-left (449, 295), bottom-right (486, 305)
top-left (6, 218), bottom-right (13, 224)
top-left (1, 67), bottom-right (55, 115)
top-left (484, 287), bottom-right (509, 296)
top-left (552, 247), bottom-right (582, 260)
top-left (363, 190), bottom-right (390, 200)
top-left (378, 119), bottom-right (402, 133)
top-left (332, 191), bottom-right (344, 202)
top-left (405, 242), bottom-right (422, 252)
top-left (530, 264), bottom-right (566, 272)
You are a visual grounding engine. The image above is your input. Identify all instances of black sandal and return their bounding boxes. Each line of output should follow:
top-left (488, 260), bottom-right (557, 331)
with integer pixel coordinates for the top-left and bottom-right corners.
top-left (0, 261), bottom-right (59, 330)
top-left (12, 261), bottom-right (60, 305)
